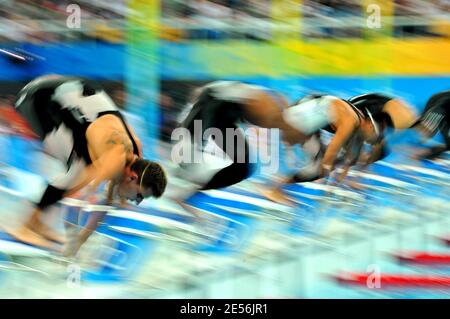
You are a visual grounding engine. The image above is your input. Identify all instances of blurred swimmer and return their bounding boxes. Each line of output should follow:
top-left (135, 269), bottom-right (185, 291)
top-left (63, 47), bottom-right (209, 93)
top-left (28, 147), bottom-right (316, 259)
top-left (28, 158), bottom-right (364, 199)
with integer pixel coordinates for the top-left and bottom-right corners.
top-left (261, 94), bottom-right (381, 203)
top-left (174, 81), bottom-right (306, 215)
top-left (9, 75), bottom-right (167, 249)
top-left (411, 90), bottom-right (450, 160)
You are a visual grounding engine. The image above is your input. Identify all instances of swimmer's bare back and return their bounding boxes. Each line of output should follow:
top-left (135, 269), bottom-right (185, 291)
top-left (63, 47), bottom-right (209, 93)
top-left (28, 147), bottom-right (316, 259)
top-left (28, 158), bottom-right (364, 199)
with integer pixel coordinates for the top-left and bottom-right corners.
top-left (242, 90), bottom-right (308, 144)
top-left (86, 114), bottom-right (136, 164)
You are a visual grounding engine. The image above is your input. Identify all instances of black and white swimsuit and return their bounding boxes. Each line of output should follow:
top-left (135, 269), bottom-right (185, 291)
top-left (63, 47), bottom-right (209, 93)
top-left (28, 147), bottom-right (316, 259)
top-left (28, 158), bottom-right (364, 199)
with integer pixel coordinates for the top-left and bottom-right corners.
top-left (348, 93), bottom-right (394, 127)
top-left (179, 81), bottom-right (271, 189)
top-left (15, 75), bottom-right (139, 206)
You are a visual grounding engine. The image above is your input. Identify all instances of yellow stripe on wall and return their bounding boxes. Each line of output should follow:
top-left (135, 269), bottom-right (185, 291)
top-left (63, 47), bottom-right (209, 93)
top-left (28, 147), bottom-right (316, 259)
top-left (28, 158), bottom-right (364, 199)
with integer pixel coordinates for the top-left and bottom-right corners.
top-left (185, 38), bottom-right (450, 76)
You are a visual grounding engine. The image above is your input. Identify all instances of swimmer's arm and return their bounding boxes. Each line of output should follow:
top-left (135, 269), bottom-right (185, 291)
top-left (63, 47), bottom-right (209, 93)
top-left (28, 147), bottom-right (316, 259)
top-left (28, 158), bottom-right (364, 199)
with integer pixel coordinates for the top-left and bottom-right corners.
top-left (105, 180), bottom-right (128, 207)
top-left (89, 146), bottom-right (127, 190)
top-left (335, 165), bottom-right (351, 184)
top-left (321, 120), bottom-right (357, 176)
top-left (90, 128), bottom-right (133, 186)
top-left (335, 142), bottom-right (363, 183)
top-left (321, 99), bottom-right (359, 175)
top-left (119, 197), bottom-right (128, 207)
top-left (65, 146), bottom-right (127, 198)
top-left (66, 130), bottom-right (130, 197)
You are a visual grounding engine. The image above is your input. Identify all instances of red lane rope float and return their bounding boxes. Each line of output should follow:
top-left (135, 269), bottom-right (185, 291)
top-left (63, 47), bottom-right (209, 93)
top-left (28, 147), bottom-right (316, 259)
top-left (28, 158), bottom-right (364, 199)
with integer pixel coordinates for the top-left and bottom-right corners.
top-left (395, 252), bottom-right (450, 265)
top-left (334, 273), bottom-right (450, 288)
